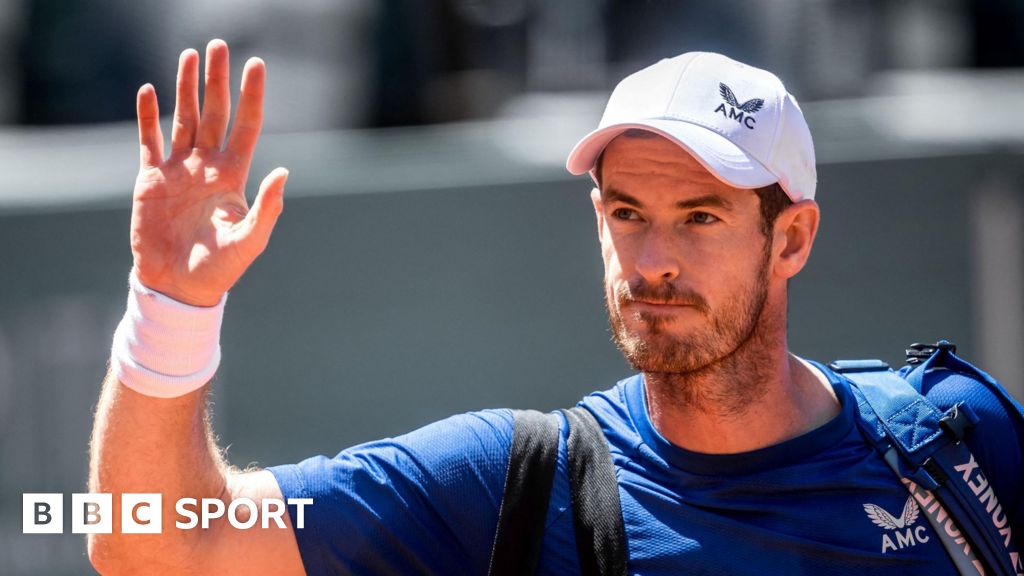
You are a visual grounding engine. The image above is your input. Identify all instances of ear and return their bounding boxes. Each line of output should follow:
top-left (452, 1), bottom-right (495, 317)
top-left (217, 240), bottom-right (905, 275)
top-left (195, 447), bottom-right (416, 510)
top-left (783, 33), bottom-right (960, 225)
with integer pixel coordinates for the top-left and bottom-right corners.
top-left (771, 199), bottom-right (819, 279)
top-left (590, 187), bottom-right (605, 243)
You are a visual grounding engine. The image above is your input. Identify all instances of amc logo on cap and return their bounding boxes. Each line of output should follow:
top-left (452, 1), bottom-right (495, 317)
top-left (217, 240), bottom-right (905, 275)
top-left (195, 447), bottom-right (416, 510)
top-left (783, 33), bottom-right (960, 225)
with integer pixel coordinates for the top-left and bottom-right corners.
top-left (713, 83), bottom-right (764, 130)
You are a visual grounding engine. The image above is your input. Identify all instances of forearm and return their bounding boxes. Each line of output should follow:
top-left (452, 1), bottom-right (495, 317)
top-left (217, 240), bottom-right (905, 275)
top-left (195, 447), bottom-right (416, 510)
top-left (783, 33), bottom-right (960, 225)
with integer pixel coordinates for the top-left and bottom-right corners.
top-left (84, 39), bottom-right (299, 574)
top-left (87, 369), bottom-right (229, 572)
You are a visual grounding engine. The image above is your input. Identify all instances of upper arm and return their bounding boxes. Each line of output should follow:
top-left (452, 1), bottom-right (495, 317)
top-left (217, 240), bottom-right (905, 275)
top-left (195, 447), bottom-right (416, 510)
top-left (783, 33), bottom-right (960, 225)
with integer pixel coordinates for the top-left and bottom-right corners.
top-left (200, 470), bottom-right (306, 576)
top-left (266, 409), bottom-right (515, 575)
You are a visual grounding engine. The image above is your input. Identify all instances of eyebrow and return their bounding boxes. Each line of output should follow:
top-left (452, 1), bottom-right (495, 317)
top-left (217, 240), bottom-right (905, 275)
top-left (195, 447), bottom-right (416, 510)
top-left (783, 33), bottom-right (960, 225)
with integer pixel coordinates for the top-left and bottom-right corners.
top-left (603, 187), bottom-right (734, 211)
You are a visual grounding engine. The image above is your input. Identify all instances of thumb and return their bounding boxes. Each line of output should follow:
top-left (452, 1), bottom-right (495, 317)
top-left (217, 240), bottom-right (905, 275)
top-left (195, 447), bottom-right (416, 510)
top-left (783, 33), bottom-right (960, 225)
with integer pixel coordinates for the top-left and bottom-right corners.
top-left (239, 167), bottom-right (288, 255)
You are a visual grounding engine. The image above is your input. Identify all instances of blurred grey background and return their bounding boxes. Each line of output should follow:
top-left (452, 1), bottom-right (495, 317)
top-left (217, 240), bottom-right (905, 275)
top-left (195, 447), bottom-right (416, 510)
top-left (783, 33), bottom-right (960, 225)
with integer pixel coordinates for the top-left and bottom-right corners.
top-left (1, 0), bottom-right (1024, 574)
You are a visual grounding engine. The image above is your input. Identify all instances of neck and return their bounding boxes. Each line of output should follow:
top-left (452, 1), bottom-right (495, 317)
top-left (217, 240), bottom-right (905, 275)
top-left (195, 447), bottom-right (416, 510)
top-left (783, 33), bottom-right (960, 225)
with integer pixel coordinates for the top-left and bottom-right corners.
top-left (643, 299), bottom-right (839, 455)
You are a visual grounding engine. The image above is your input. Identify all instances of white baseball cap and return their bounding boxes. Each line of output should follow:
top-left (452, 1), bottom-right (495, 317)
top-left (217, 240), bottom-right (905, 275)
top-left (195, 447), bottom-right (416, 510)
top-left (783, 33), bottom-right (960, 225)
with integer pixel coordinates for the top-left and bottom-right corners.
top-left (566, 52), bottom-right (817, 202)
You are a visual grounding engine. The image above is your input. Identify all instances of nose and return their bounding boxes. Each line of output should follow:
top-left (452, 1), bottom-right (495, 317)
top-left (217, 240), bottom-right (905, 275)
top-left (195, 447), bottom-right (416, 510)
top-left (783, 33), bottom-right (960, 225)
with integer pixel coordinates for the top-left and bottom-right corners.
top-left (634, 227), bottom-right (680, 284)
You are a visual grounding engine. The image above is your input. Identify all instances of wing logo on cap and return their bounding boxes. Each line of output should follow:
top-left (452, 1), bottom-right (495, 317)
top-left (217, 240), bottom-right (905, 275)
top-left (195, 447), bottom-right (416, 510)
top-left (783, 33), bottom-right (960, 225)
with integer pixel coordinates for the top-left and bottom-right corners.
top-left (719, 83), bottom-right (764, 113)
top-left (714, 83), bottom-right (763, 130)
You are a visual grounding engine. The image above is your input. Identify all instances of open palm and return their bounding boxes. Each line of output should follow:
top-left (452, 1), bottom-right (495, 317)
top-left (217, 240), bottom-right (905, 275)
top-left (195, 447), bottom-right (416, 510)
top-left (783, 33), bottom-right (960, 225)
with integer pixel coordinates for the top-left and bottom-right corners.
top-left (131, 40), bottom-right (287, 307)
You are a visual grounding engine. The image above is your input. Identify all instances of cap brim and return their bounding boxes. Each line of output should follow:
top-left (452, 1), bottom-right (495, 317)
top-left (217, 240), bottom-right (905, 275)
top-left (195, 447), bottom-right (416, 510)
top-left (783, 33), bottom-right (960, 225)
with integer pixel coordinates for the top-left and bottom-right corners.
top-left (565, 119), bottom-right (776, 190)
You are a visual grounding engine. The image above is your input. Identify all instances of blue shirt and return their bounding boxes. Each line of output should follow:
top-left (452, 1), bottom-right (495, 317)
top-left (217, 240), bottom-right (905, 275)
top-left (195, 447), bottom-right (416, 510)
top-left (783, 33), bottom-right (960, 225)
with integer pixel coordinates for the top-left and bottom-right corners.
top-left (269, 363), bottom-right (1023, 575)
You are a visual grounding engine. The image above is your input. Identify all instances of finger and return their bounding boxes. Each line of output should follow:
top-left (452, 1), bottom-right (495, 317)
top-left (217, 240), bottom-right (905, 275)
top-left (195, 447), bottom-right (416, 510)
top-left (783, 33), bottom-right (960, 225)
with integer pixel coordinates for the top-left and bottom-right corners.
top-left (226, 57), bottom-right (266, 164)
top-left (170, 48), bottom-right (200, 153)
top-left (136, 83), bottom-right (164, 168)
top-left (195, 39), bottom-right (231, 150)
top-left (238, 167), bottom-right (288, 256)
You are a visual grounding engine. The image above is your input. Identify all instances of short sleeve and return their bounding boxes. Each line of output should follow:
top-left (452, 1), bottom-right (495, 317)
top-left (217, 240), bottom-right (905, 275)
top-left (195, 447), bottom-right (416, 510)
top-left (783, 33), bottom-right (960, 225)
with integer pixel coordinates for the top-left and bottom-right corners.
top-left (268, 409), bottom-right (514, 576)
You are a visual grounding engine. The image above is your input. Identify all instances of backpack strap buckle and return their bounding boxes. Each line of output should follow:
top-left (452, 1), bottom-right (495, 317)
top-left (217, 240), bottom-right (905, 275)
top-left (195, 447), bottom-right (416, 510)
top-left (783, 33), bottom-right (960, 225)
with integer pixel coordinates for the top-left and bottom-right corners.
top-left (938, 402), bottom-right (979, 442)
top-left (906, 340), bottom-right (957, 365)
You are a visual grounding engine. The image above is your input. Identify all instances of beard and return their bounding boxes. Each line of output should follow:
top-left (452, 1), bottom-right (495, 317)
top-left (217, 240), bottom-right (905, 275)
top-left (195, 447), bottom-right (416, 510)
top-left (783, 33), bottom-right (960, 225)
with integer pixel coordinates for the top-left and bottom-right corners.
top-left (605, 241), bottom-right (773, 377)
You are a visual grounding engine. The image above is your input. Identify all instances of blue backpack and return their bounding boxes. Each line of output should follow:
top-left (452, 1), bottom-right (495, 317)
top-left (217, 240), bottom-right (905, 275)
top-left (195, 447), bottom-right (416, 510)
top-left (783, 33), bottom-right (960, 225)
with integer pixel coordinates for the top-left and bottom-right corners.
top-left (488, 342), bottom-right (1024, 576)
top-left (832, 341), bottom-right (1023, 576)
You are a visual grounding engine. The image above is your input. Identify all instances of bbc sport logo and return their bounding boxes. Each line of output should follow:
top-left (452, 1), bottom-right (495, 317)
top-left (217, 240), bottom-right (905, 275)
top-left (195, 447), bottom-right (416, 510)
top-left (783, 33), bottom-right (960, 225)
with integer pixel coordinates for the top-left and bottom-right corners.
top-left (22, 493), bottom-right (312, 534)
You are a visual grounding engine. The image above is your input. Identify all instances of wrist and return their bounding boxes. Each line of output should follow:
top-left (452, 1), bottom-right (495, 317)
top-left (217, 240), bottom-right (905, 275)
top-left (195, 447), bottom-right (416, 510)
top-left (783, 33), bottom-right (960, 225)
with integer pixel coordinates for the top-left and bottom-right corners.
top-left (133, 270), bottom-right (226, 308)
top-left (110, 269), bottom-right (227, 398)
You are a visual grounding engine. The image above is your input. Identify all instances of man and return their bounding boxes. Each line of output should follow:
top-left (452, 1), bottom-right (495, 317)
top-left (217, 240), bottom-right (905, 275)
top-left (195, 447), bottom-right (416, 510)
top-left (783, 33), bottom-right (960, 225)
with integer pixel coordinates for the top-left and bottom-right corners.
top-left (88, 40), bottom-right (1022, 575)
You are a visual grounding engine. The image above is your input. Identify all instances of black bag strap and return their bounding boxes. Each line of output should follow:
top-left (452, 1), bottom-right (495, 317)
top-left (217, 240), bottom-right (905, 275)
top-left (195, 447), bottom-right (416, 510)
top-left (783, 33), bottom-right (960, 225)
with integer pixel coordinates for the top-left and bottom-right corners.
top-left (487, 409), bottom-right (560, 576)
top-left (564, 406), bottom-right (628, 576)
top-left (488, 407), bottom-right (628, 576)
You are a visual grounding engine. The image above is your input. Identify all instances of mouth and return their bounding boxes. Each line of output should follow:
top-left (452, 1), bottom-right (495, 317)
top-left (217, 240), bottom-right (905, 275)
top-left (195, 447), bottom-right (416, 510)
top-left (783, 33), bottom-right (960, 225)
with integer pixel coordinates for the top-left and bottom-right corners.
top-left (625, 298), bottom-right (695, 307)
top-left (622, 300), bottom-right (697, 314)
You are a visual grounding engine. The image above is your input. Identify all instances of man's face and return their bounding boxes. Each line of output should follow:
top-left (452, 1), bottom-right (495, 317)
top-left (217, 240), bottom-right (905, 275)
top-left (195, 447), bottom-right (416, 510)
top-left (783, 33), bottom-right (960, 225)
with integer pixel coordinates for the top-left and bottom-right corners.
top-left (594, 133), bottom-right (775, 374)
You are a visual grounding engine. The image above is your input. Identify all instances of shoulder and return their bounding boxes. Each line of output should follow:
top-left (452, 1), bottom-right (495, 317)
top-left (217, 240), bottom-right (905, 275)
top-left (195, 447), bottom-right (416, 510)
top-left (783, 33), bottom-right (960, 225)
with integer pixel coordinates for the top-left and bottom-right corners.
top-left (385, 408), bottom-right (516, 475)
top-left (277, 408), bottom-right (516, 501)
top-left (577, 376), bottom-right (638, 431)
top-left (576, 375), bottom-right (645, 458)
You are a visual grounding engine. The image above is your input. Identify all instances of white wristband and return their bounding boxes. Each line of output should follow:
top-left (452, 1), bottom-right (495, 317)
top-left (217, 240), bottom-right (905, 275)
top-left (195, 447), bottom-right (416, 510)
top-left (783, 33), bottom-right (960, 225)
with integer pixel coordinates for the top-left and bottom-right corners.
top-left (110, 270), bottom-right (226, 398)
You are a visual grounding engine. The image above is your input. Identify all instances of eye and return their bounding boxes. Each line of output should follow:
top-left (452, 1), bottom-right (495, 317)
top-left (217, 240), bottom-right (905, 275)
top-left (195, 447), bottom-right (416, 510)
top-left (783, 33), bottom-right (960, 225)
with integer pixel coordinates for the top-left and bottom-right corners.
top-left (690, 211), bottom-right (719, 225)
top-left (612, 207), bottom-right (640, 221)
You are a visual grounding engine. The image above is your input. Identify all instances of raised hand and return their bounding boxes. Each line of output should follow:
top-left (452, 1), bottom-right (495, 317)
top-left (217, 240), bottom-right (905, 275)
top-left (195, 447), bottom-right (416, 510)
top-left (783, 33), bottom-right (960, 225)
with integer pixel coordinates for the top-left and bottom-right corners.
top-left (131, 39), bottom-right (287, 307)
